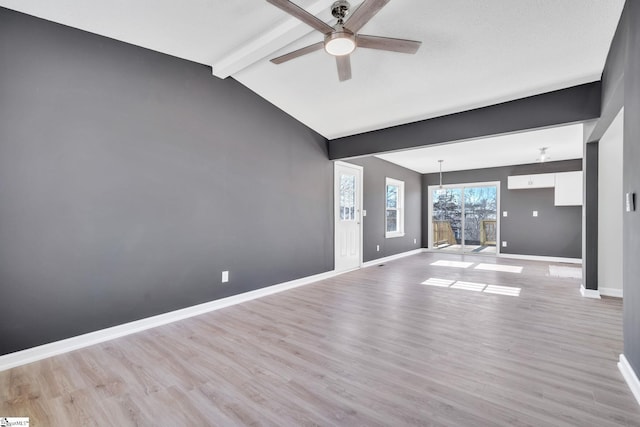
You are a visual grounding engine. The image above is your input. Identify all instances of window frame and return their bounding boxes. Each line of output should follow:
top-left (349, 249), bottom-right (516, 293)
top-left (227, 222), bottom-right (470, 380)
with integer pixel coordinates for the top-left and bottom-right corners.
top-left (385, 177), bottom-right (405, 238)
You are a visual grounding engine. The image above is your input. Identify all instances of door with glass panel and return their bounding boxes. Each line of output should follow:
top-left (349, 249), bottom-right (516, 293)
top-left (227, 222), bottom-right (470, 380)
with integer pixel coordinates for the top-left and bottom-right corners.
top-left (334, 162), bottom-right (362, 271)
top-left (430, 183), bottom-right (498, 254)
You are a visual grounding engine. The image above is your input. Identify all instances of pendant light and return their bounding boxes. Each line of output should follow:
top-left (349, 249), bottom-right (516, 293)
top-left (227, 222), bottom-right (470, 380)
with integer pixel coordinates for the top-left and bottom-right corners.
top-left (438, 160), bottom-right (444, 189)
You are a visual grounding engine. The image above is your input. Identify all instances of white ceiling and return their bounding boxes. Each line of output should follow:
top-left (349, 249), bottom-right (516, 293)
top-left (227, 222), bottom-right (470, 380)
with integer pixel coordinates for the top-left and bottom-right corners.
top-left (375, 124), bottom-right (584, 174)
top-left (0, 0), bottom-right (624, 140)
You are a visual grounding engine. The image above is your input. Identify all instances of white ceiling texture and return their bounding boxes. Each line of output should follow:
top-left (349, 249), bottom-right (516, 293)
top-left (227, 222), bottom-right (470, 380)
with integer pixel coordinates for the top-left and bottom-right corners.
top-left (376, 124), bottom-right (584, 174)
top-left (0, 0), bottom-right (625, 171)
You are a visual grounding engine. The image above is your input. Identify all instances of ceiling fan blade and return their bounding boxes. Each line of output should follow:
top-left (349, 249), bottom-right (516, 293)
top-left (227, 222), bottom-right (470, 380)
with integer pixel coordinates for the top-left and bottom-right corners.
top-left (271, 42), bottom-right (324, 64)
top-left (356, 34), bottom-right (421, 54)
top-left (343, 0), bottom-right (390, 33)
top-left (266, 0), bottom-right (334, 34)
top-left (336, 55), bottom-right (352, 81)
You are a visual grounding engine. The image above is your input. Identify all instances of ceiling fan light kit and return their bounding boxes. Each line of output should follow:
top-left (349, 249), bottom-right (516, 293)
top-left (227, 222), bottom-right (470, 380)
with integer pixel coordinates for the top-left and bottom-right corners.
top-left (537, 147), bottom-right (550, 163)
top-left (325, 30), bottom-right (356, 56)
top-left (266, 0), bottom-right (422, 81)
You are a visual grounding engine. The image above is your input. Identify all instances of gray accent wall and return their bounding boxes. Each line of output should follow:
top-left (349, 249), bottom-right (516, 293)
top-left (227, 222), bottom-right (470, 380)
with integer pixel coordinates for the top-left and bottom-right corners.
top-left (346, 157), bottom-right (422, 262)
top-left (0, 8), bottom-right (333, 355)
top-left (422, 160), bottom-right (582, 259)
top-left (583, 143), bottom-right (599, 290)
top-left (587, 2), bottom-right (626, 144)
top-left (596, 0), bottom-right (640, 380)
top-left (623, 1), bottom-right (640, 378)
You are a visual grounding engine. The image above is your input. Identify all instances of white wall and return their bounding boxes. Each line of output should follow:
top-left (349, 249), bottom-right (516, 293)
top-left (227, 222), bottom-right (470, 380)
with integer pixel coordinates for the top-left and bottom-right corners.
top-left (598, 108), bottom-right (624, 297)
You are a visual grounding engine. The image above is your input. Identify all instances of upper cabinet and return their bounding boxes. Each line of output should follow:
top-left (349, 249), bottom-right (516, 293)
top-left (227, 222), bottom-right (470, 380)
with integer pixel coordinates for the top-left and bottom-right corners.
top-left (554, 171), bottom-right (583, 206)
top-left (507, 171), bottom-right (583, 206)
top-left (507, 173), bottom-right (556, 189)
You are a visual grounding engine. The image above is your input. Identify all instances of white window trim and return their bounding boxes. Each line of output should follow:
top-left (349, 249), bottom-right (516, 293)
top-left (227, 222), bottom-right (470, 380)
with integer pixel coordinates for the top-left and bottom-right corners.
top-left (385, 177), bottom-right (405, 238)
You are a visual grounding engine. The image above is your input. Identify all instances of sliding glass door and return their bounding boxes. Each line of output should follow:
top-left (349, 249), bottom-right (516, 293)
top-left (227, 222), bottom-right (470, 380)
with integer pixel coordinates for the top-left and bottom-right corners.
top-left (432, 188), bottom-right (462, 250)
top-left (430, 183), bottom-right (498, 254)
top-left (463, 185), bottom-right (498, 253)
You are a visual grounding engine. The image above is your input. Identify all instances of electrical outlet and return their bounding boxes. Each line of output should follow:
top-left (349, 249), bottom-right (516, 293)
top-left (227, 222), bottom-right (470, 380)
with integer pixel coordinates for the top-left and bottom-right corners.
top-left (503, 211), bottom-right (508, 217)
top-left (221, 271), bottom-right (229, 283)
top-left (414, 238), bottom-right (417, 244)
top-left (502, 241), bottom-right (507, 247)
top-left (533, 211), bottom-right (538, 217)
top-left (363, 210), bottom-right (367, 217)
top-left (376, 245), bottom-right (380, 252)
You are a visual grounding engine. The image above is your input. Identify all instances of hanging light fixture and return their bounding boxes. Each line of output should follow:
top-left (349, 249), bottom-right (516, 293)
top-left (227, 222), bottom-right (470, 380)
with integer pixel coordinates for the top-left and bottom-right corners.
top-left (438, 160), bottom-right (444, 189)
top-left (536, 147), bottom-right (550, 163)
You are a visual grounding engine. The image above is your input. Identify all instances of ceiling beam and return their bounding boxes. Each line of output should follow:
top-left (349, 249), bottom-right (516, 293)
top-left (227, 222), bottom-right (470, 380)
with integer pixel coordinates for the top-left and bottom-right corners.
top-left (211, 0), bottom-right (328, 78)
top-left (328, 82), bottom-right (602, 159)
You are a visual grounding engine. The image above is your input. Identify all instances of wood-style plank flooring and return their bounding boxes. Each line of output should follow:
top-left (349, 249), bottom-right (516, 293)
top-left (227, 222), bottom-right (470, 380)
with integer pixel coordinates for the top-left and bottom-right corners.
top-left (2, 252), bottom-right (639, 426)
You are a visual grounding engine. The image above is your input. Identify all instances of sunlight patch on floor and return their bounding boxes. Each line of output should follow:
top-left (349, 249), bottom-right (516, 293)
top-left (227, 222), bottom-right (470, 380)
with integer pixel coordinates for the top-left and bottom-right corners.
top-left (421, 278), bottom-right (456, 287)
top-left (475, 263), bottom-right (523, 274)
top-left (451, 281), bottom-right (487, 292)
top-left (484, 284), bottom-right (522, 296)
top-left (430, 260), bottom-right (474, 269)
top-left (419, 277), bottom-right (521, 296)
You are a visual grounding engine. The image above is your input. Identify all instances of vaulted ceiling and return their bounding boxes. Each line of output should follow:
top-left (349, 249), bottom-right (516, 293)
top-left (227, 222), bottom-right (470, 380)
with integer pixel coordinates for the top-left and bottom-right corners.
top-left (0, 0), bottom-right (624, 141)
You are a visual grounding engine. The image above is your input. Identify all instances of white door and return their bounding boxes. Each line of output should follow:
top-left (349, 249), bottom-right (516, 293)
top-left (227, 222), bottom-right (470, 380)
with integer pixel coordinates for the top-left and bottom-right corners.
top-left (334, 161), bottom-right (363, 271)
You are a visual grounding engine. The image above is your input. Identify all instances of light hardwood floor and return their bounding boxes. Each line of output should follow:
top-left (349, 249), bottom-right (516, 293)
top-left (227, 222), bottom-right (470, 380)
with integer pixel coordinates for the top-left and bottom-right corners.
top-left (2, 252), bottom-right (639, 426)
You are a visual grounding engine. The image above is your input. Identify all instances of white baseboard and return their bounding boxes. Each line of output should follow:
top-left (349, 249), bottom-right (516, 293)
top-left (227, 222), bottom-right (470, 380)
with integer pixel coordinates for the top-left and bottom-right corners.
top-left (362, 249), bottom-right (424, 268)
top-left (618, 354), bottom-right (640, 406)
top-left (599, 287), bottom-right (623, 298)
top-left (0, 269), bottom-right (341, 372)
top-left (580, 284), bottom-right (601, 299)
top-left (498, 253), bottom-right (582, 264)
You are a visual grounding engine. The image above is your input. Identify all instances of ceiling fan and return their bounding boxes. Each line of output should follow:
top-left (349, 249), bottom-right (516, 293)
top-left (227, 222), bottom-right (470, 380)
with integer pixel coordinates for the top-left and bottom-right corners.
top-left (266, 0), bottom-right (422, 81)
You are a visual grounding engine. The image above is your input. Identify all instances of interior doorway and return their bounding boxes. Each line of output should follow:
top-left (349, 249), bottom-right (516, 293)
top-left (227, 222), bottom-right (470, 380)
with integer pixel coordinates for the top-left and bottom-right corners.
top-left (428, 182), bottom-right (500, 254)
top-left (334, 161), bottom-right (363, 271)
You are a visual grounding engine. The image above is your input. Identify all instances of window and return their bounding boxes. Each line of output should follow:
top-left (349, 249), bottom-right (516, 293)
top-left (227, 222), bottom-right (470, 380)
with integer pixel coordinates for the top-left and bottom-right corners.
top-left (386, 177), bottom-right (405, 238)
top-left (339, 173), bottom-right (356, 221)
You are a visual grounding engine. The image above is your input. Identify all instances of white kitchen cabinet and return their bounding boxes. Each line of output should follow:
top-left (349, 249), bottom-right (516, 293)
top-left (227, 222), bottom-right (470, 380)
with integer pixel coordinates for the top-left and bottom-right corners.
top-left (554, 171), bottom-right (583, 206)
top-left (507, 173), bottom-right (556, 189)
